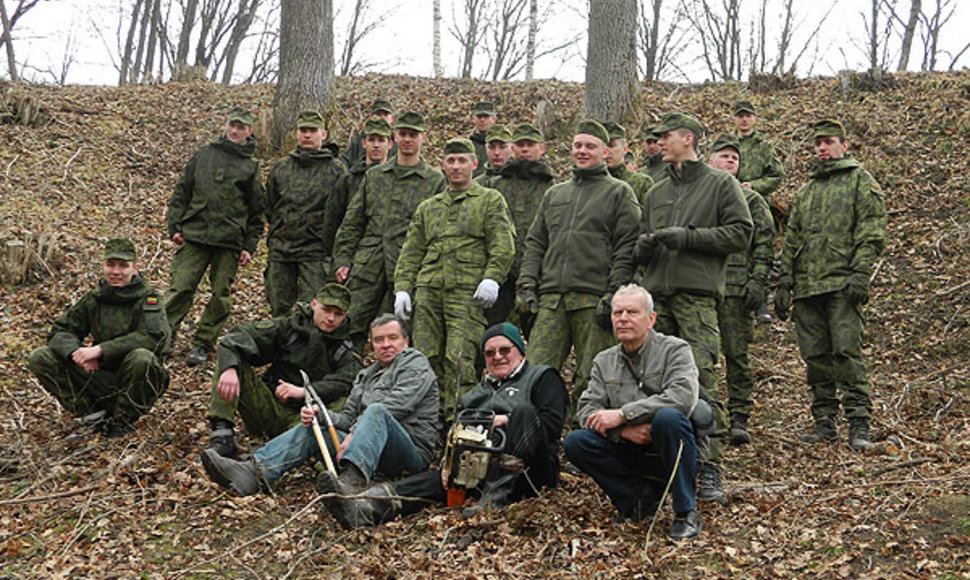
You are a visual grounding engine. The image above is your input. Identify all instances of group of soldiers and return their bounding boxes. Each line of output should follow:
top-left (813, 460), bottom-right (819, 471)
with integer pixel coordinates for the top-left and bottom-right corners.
top-left (27, 97), bottom-right (886, 541)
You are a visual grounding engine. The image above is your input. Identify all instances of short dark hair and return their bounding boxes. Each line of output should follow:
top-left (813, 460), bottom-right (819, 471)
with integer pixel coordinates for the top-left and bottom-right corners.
top-left (369, 313), bottom-right (409, 339)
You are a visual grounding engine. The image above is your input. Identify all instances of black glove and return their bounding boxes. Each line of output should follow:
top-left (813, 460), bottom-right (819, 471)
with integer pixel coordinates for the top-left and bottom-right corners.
top-left (595, 293), bottom-right (613, 331)
top-left (633, 233), bottom-right (659, 265)
top-left (515, 287), bottom-right (538, 315)
top-left (774, 285), bottom-right (791, 321)
top-left (845, 273), bottom-right (870, 305)
top-left (654, 227), bottom-right (690, 250)
top-left (742, 278), bottom-right (767, 312)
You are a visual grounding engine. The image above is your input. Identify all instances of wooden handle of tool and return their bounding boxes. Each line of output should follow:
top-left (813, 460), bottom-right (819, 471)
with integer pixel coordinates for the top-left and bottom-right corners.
top-left (312, 419), bottom-right (336, 475)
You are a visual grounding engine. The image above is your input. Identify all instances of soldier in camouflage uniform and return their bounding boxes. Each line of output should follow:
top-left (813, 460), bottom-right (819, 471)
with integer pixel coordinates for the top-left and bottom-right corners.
top-left (733, 101), bottom-right (785, 198)
top-left (394, 137), bottom-right (515, 415)
top-left (28, 239), bottom-right (170, 437)
top-left (469, 101), bottom-right (497, 178)
top-left (634, 112), bottom-right (752, 503)
top-left (518, 120), bottom-right (640, 417)
top-left (479, 123), bottom-right (555, 333)
top-left (707, 134), bottom-right (775, 445)
top-left (637, 126), bottom-right (667, 183)
top-left (165, 106), bottom-right (264, 367)
top-left (474, 124), bottom-right (512, 184)
top-left (774, 119), bottom-right (886, 451)
top-left (332, 112), bottom-right (447, 350)
top-left (205, 283), bottom-right (360, 457)
top-left (263, 111), bottom-right (348, 317)
top-left (339, 99), bottom-right (397, 168)
top-left (602, 121), bottom-right (654, 207)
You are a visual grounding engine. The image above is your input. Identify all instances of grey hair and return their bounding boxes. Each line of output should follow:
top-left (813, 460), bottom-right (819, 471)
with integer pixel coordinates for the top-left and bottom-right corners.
top-left (370, 313), bottom-right (410, 338)
top-left (613, 283), bottom-right (654, 314)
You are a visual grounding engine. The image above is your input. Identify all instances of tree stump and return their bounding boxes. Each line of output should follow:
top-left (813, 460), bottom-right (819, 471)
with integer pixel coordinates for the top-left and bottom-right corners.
top-left (0, 239), bottom-right (26, 285)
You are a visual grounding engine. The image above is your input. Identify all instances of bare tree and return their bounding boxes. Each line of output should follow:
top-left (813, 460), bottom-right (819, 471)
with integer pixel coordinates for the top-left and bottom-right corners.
top-left (918, 0), bottom-right (957, 71)
top-left (584, 0), bottom-right (638, 121)
top-left (684, 0), bottom-right (744, 82)
top-left (484, 0), bottom-right (528, 80)
top-left (336, 0), bottom-right (396, 76)
top-left (450, 0), bottom-right (488, 78)
top-left (896, 0), bottom-right (922, 71)
top-left (0, 0), bottom-right (46, 81)
top-left (433, 0), bottom-right (443, 77)
top-left (638, 0), bottom-right (688, 81)
top-left (860, 0), bottom-right (895, 72)
top-left (747, 0), bottom-right (833, 77)
top-left (525, 0), bottom-right (536, 80)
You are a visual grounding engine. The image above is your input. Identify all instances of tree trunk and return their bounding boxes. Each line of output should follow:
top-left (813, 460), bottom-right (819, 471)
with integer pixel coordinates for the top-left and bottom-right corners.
top-left (526, 0), bottom-right (536, 80)
top-left (868, 0), bottom-right (878, 72)
top-left (896, 0), bottom-right (920, 71)
top-left (0, 0), bottom-right (19, 82)
top-left (176, 0), bottom-right (198, 70)
top-left (119, 0), bottom-right (144, 85)
top-left (584, 0), bottom-right (638, 121)
top-left (220, 0), bottom-right (259, 84)
top-left (433, 0), bottom-right (443, 77)
top-left (271, 0), bottom-right (334, 149)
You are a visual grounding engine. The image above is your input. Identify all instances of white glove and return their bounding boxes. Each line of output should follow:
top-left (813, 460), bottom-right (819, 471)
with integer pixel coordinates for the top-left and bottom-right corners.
top-left (394, 291), bottom-right (412, 319)
top-left (472, 279), bottom-right (500, 308)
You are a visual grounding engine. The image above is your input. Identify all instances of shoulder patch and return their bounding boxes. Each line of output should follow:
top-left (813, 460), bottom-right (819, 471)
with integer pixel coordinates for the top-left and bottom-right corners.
top-left (144, 295), bottom-right (161, 310)
top-left (255, 320), bottom-right (275, 329)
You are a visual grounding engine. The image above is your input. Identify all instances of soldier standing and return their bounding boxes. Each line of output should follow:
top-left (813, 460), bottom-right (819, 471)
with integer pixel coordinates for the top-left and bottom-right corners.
top-left (774, 119), bottom-right (886, 451)
top-left (394, 137), bottom-right (515, 414)
top-left (28, 239), bottom-right (170, 437)
top-left (602, 121), bottom-right (654, 206)
top-left (469, 101), bottom-right (497, 178)
top-left (263, 110), bottom-right (347, 317)
top-left (517, 120), bottom-right (641, 414)
top-left (634, 112), bottom-right (752, 503)
top-left (474, 124), bottom-right (513, 184)
top-left (339, 99), bottom-right (397, 168)
top-left (733, 100), bottom-right (785, 199)
top-left (165, 106), bottom-right (264, 367)
top-left (637, 126), bottom-right (667, 183)
top-left (332, 112), bottom-right (446, 350)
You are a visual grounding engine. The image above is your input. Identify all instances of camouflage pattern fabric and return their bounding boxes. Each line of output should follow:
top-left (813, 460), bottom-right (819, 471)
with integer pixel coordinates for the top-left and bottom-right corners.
top-left (165, 241), bottom-right (240, 351)
top-left (470, 130), bottom-right (488, 177)
top-left (206, 363), bottom-right (302, 439)
top-left (264, 259), bottom-right (331, 317)
top-left (608, 163), bottom-right (653, 208)
top-left (717, 296), bottom-right (755, 417)
top-left (737, 130), bottom-right (785, 197)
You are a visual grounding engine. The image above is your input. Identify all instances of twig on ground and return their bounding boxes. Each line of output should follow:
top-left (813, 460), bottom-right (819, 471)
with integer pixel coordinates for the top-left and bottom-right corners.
top-left (0, 484), bottom-right (100, 506)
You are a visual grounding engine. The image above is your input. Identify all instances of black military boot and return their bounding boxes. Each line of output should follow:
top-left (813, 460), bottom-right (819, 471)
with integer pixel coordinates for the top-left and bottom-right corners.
top-left (696, 462), bottom-right (727, 504)
top-left (729, 413), bottom-right (751, 445)
top-left (848, 417), bottom-right (873, 451)
top-left (462, 454), bottom-right (524, 517)
top-left (327, 482), bottom-right (401, 530)
top-left (186, 346), bottom-right (209, 367)
top-left (799, 418), bottom-right (837, 443)
top-left (200, 449), bottom-right (261, 496)
top-left (316, 461), bottom-right (369, 497)
top-left (208, 418), bottom-right (236, 457)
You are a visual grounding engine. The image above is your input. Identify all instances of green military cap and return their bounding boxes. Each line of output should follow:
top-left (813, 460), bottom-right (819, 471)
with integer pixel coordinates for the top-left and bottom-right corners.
top-left (295, 110), bottom-right (325, 129)
top-left (103, 238), bottom-right (137, 261)
top-left (602, 121), bottom-right (627, 141)
top-left (654, 112), bottom-right (705, 140)
top-left (363, 118), bottom-right (392, 137)
top-left (512, 123), bottom-right (544, 143)
top-left (473, 101), bottom-right (496, 116)
top-left (443, 137), bottom-right (476, 155)
top-left (485, 124), bottom-right (512, 143)
top-left (813, 118), bottom-right (846, 139)
top-left (394, 111), bottom-right (426, 132)
top-left (315, 283), bottom-right (351, 312)
top-left (576, 119), bottom-right (609, 144)
top-left (711, 133), bottom-right (741, 154)
top-left (371, 99), bottom-right (393, 114)
top-left (642, 126), bottom-right (661, 141)
top-left (227, 106), bottom-right (255, 127)
top-left (733, 100), bottom-right (756, 115)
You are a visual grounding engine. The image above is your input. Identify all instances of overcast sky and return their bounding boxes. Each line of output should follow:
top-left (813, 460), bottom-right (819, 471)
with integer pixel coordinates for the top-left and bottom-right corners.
top-left (9, 0), bottom-right (970, 86)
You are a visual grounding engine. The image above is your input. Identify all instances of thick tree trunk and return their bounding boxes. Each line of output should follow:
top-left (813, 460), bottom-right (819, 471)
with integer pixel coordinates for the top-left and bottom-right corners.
top-left (526, 0), bottom-right (536, 80)
top-left (584, 0), bottom-right (638, 121)
top-left (271, 0), bottom-right (334, 149)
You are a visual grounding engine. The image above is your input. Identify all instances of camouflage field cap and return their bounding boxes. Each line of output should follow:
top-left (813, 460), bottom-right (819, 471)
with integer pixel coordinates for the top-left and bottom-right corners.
top-left (654, 112), bottom-right (705, 140)
top-left (733, 100), bottom-right (756, 115)
top-left (443, 137), bottom-right (476, 155)
top-left (103, 238), bottom-right (137, 261)
top-left (485, 124), bottom-right (512, 143)
top-left (296, 110), bottom-right (325, 129)
top-left (315, 283), bottom-right (351, 312)
top-left (711, 133), bottom-right (741, 154)
top-left (363, 118), bottom-right (392, 137)
top-left (228, 106), bottom-right (255, 127)
top-left (576, 119), bottom-right (609, 144)
top-left (371, 99), bottom-right (393, 114)
top-left (512, 123), bottom-right (544, 143)
top-left (602, 121), bottom-right (627, 141)
top-left (473, 101), bottom-right (496, 116)
top-left (394, 111), bottom-right (426, 132)
top-left (642, 126), bottom-right (661, 141)
top-left (813, 119), bottom-right (846, 139)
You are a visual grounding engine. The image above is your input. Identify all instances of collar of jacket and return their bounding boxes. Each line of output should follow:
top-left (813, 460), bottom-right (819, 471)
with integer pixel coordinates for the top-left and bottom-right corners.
top-left (445, 182), bottom-right (482, 202)
top-left (501, 158), bottom-right (554, 180)
top-left (640, 152), bottom-right (664, 167)
top-left (483, 359), bottom-right (527, 388)
top-left (619, 329), bottom-right (655, 364)
top-left (95, 274), bottom-right (148, 304)
top-left (739, 130), bottom-right (762, 143)
top-left (469, 131), bottom-right (486, 144)
top-left (571, 163), bottom-right (609, 183)
top-left (289, 146), bottom-right (335, 166)
top-left (214, 134), bottom-right (256, 158)
top-left (383, 158), bottom-right (431, 179)
top-left (808, 155), bottom-right (859, 178)
top-left (607, 164), bottom-right (630, 180)
top-left (290, 302), bottom-right (352, 340)
top-left (666, 158), bottom-right (706, 183)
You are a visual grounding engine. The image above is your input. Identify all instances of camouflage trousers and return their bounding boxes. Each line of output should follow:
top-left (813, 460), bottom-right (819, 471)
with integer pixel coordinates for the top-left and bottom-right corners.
top-left (265, 258), bottom-right (331, 317)
top-left (412, 285), bottom-right (486, 420)
top-left (165, 241), bottom-right (239, 352)
top-left (717, 295), bottom-right (755, 417)
top-left (527, 293), bottom-right (615, 418)
top-left (654, 292), bottom-right (725, 464)
top-left (793, 291), bottom-right (872, 421)
top-left (345, 251), bottom-right (392, 351)
top-left (206, 364), bottom-right (302, 439)
top-left (28, 346), bottom-right (169, 426)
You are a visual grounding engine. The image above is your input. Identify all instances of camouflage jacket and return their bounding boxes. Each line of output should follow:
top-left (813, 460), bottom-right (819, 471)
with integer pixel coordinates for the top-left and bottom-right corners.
top-left (737, 131), bottom-right (785, 197)
top-left (640, 160), bottom-right (753, 297)
top-left (609, 163), bottom-right (654, 208)
top-left (332, 159), bottom-right (446, 282)
top-left (779, 156), bottom-right (886, 299)
top-left (725, 186), bottom-right (775, 297)
top-left (46, 275), bottom-right (170, 369)
top-left (216, 302), bottom-right (361, 406)
top-left (323, 159), bottom-right (379, 257)
top-left (638, 152), bottom-right (667, 183)
top-left (473, 162), bottom-right (504, 184)
top-left (470, 131), bottom-right (488, 177)
top-left (339, 131), bottom-right (397, 168)
top-left (394, 181), bottom-right (515, 293)
top-left (519, 164), bottom-right (641, 297)
top-left (265, 145), bottom-right (347, 261)
top-left (166, 134), bottom-right (264, 253)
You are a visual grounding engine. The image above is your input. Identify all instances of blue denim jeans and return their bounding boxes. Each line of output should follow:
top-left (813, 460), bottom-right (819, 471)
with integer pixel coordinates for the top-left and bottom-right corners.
top-left (563, 407), bottom-right (697, 516)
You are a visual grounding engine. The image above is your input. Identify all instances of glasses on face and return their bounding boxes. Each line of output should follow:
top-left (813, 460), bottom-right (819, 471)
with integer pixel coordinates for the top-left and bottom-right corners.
top-left (483, 345), bottom-right (514, 359)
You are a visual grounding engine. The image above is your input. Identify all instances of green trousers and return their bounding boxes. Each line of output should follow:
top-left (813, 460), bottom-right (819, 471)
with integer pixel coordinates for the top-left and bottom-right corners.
top-left (717, 295), bottom-right (756, 418)
top-left (344, 249), bottom-right (392, 351)
top-left (206, 363), bottom-right (301, 440)
top-left (264, 258), bottom-right (331, 317)
top-left (165, 241), bottom-right (240, 351)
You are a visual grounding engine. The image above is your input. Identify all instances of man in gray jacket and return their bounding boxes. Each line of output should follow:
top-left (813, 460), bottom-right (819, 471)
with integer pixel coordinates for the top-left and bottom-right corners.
top-left (200, 314), bottom-right (440, 496)
top-left (563, 284), bottom-right (701, 540)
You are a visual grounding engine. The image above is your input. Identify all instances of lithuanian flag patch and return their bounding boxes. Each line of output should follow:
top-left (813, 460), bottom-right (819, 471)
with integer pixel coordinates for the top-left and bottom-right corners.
top-left (146, 296), bottom-right (159, 306)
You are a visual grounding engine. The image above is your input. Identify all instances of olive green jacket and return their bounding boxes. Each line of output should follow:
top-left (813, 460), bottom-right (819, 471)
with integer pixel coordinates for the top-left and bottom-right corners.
top-left (470, 131), bottom-right (488, 177)
top-left (518, 164), bottom-right (641, 297)
top-left (638, 153), bottom-right (667, 183)
top-left (737, 130), bottom-right (785, 197)
top-left (779, 156), bottom-right (886, 299)
top-left (725, 186), bottom-right (775, 297)
top-left (395, 181), bottom-right (515, 293)
top-left (323, 159), bottom-right (379, 257)
top-left (167, 135), bottom-right (264, 253)
top-left (47, 275), bottom-right (170, 369)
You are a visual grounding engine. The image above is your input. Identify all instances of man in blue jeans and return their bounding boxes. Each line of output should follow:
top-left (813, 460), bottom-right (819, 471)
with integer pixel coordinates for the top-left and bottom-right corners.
top-left (200, 313), bottom-right (440, 496)
top-left (563, 284), bottom-right (702, 540)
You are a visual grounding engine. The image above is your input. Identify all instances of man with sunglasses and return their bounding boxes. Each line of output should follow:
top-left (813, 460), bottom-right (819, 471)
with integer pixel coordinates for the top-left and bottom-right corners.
top-left (321, 322), bottom-right (569, 529)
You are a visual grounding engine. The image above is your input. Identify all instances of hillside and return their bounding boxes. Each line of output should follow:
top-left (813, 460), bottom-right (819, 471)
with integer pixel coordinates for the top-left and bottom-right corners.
top-left (0, 73), bottom-right (968, 578)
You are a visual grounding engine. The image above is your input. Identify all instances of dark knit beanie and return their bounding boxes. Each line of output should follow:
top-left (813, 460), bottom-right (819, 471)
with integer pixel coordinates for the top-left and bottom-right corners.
top-left (480, 322), bottom-right (526, 356)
